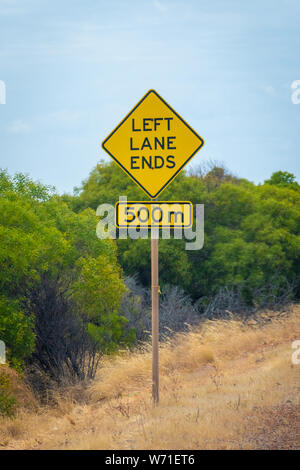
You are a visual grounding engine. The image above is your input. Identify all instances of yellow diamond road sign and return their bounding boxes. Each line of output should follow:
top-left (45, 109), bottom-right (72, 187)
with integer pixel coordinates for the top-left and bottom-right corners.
top-left (102, 89), bottom-right (205, 199)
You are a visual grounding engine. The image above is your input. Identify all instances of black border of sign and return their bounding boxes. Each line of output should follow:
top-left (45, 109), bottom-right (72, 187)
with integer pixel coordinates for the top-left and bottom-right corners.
top-left (101, 89), bottom-right (205, 199)
top-left (115, 201), bottom-right (193, 229)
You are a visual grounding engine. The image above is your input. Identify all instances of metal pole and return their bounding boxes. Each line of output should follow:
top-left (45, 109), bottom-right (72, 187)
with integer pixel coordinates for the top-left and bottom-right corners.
top-left (151, 231), bottom-right (159, 405)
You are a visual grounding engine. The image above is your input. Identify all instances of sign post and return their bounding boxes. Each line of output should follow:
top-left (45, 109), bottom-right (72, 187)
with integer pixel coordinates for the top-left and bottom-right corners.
top-left (102, 89), bottom-right (205, 405)
top-left (151, 232), bottom-right (159, 405)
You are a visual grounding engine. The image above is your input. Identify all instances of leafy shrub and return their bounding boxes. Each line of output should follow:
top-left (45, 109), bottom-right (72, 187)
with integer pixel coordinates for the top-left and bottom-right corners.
top-left (0, 297), bottom-right (35, 371)
top-left (73, 162), bottom-right (300, 303)
top-left (0, 371), bottom-right (18, 418)
top-left (0, 170), bottom-right (131, 388)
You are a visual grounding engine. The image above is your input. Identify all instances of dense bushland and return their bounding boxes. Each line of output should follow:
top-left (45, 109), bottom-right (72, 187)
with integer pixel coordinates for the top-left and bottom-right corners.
top-left (65, 162), bottom-right (300, 302)
top-left (0, 170), bottom-right (134, 397)
top-left (0, 163), bottom-right (299, 403)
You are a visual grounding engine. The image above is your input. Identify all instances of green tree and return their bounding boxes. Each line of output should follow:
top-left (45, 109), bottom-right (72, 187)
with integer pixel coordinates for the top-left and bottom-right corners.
top-left (264, 171), bottom-right (300, 190)
top-left (71, 162), bottom-right (300, 304)
top-left (0, 170), bottom-right (132, 380)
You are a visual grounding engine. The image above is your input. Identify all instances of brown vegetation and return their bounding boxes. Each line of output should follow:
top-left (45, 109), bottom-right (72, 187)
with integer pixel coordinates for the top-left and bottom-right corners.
top-left (0, 307), bottom-right (299, 450)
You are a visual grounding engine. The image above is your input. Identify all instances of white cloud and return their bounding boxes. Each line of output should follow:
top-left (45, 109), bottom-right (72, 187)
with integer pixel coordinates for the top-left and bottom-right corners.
top-left (46, 110), bottom-right (81, 125)
top-left (153, 0), bottom-right (168, 12)
top-left (7, 119), bottom-right (31, 134)
top-left (6, 110), bottom-right (82, 135)
top-left (0, 0), bottom-right (31, 16)
top-left (265, 85), bottom-right (276, 96)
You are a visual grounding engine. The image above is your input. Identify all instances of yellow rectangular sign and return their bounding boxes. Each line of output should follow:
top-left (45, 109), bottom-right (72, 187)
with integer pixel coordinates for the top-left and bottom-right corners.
top-left (115, 201), bottom-right (193, 228)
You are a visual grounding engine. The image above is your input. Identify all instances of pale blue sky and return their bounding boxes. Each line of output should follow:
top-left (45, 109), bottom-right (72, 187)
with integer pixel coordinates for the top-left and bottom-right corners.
top-left (0, 0), bottom-right (299, 193)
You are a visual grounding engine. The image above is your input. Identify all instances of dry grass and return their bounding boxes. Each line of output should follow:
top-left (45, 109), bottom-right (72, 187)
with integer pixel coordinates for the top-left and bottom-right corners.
top-left (0, 364), bottom-right (37, 411)
top-left (0, 307), bottom-right (299, 450)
